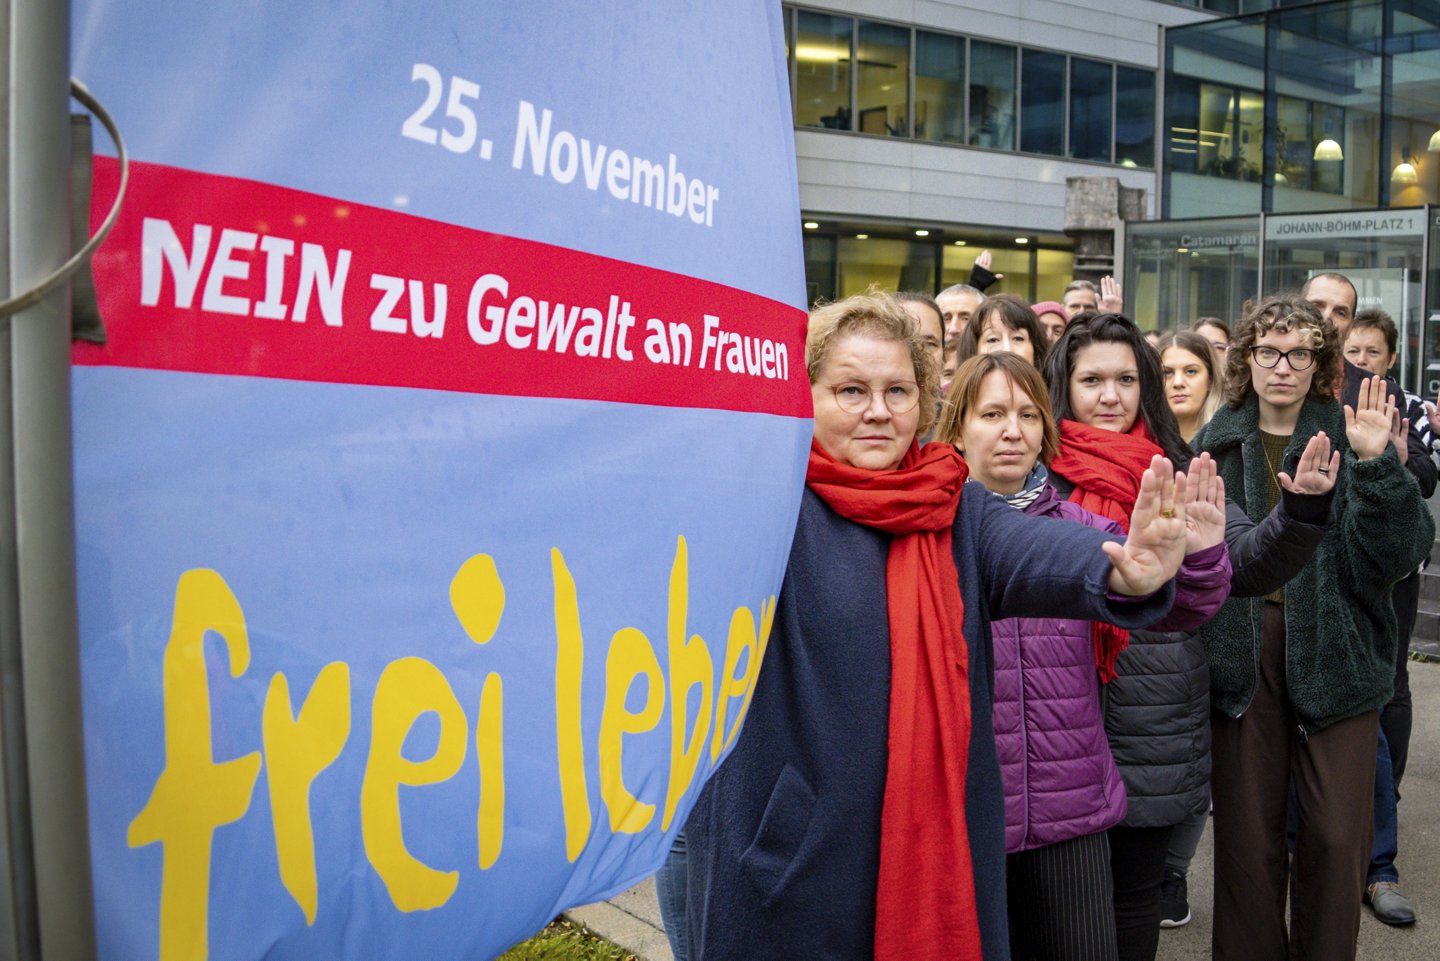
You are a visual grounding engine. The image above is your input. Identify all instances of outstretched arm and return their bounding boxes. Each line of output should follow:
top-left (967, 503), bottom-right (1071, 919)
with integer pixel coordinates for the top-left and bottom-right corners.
top-left (1104, 455), bottom-right (1188, 597)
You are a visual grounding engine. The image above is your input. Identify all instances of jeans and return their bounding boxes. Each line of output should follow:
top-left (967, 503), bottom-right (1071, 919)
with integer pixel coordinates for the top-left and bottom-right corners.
top-left (1368, 726), bottom-right (1400, 886)
top-left (1164, 794), bottom-right (1209, 876)
top-left (655, 832), bottom-right (687, 961)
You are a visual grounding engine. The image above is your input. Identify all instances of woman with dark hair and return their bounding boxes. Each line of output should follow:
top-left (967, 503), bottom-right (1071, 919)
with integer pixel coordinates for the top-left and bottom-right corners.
top-left (957, 293), bottom-right (1050, 369)
top-left (1193, 296), bottom-right (1433, 961)
top-left (935, 352), bottom-right (1230, 961)
top-left (1044, 312), bottom-right (1339, 961)
top-left (686, 293), bottom-right (1192, 961)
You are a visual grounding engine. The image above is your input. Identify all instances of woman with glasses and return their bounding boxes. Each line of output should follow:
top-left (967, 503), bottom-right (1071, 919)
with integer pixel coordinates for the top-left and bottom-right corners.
top-left (1192, 295), bottom-right (1434, 961)
top-left (685, 293), bottom-right (1191, 961)
top-left (1045, 312), bottom-right (1338, 961)
top-left (935, 351), bottom-right (1229, 961)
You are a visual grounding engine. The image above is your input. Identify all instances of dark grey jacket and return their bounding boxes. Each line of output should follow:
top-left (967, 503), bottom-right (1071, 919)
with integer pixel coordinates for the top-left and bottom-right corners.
top-left (1049, 470), bottom-right (1332, 826)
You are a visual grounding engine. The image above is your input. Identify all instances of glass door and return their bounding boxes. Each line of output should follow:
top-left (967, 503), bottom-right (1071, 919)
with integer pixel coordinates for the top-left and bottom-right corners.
top-left (1263, 208), bottom-right (1429, 394)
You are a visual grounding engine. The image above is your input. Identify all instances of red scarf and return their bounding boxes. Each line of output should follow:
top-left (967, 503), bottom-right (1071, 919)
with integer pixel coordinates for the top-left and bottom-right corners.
top-left (805, 438), bottom-right (981, 961)
top-left (1051, 419), bottom-right (1163, 682)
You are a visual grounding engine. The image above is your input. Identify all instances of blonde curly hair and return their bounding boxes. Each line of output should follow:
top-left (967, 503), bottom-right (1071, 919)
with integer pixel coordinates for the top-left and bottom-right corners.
top-left (807, 292), bottom-right (941, 436)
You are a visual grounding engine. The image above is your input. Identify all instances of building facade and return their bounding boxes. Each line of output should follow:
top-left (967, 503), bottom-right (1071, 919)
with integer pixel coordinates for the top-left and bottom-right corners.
top-left (1134, 0), bottom-right (1440, 394)
top-left (787, 0), bottom-right (1211, 304)
top-left (790, 0), bottom-right (1440, 395)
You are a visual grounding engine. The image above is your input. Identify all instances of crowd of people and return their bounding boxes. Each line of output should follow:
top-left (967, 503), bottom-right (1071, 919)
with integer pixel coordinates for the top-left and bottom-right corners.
top-left (656, 266), bottom-right (1437, 961)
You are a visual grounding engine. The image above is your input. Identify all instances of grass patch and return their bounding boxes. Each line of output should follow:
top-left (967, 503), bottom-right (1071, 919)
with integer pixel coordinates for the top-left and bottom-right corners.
top-left (497, 917), bottom-right (639, 961)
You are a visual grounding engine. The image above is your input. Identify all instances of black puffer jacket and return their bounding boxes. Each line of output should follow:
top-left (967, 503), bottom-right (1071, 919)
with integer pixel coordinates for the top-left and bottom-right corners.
top-left (1049, 470), bottom-right (1332, 826)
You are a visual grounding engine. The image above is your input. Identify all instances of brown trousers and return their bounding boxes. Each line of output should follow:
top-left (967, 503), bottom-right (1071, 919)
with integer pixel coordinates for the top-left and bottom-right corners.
top-left (1211, 602), bottom-right (1378, 961)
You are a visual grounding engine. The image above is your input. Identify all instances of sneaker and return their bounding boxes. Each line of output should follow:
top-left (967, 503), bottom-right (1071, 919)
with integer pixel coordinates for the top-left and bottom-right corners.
top-left (1365, 881), bottom-right (1417, 926)
top-left (1159, 868), bottom-right (1191, 928)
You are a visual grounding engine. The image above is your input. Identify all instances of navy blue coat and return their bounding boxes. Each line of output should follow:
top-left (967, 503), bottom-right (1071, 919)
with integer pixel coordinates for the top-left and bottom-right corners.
top-left (685, 486), bottom-right (1176, 961)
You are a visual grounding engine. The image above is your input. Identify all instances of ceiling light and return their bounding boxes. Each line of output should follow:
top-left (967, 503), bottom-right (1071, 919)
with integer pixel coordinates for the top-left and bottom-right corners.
top-left (1391, 151), bottom-right (1419, 186)
top-left (803, 221), bottom-right (819, 229)
top-left (795, 44), bottom-right (845, 63)
top-left (953, 240), bottom-right (967, 246)
top-left (1314, 139), bottom-right (1343, 162)
top-left (1015, 237), bottom-right (1029, 244)
top-left (855, 233), bottom-right (869, 240)
top-left (914, 229), bottom-right (930, 237)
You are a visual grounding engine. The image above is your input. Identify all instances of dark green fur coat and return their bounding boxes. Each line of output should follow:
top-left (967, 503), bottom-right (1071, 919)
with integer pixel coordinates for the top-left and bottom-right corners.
top-left (1191, 393), bottom-right (1434, 731)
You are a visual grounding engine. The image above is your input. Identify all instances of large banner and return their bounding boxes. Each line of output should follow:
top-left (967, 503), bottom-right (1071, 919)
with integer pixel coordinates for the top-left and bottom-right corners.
top-left (70, 4), bottom-right (810, 959)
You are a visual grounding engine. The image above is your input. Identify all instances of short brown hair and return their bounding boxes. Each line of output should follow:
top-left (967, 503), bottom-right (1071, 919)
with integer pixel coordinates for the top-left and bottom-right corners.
top-left (1348, 308), bottom-right (1398, 357)
top-left (807, 292), bottom-right (940, 435)
top-left (933, 351), bottom-right (1060, 466)
top-left (1224, 295), bottom-right (1339, 408)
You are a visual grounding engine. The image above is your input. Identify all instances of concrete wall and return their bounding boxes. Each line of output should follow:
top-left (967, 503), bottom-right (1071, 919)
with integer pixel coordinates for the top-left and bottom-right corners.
top-left (793, 0), bottom-right (1215, 232)
top-left (798, 129), bottom-right (1163, 231)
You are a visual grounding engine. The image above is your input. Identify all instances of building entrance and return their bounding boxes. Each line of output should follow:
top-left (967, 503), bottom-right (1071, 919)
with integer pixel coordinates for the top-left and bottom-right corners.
top-left (1125, 205), bottom-right (1438, 396)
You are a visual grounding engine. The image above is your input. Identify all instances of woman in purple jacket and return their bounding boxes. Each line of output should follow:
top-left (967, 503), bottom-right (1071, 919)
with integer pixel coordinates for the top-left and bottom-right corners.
top-left (935, 351), bottom-right (1232, 961)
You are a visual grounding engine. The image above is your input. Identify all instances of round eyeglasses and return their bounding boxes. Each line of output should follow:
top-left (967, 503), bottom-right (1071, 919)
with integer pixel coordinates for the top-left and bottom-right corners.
top-left (828, 381), bottom-right (921, 414)
top-left (1249, 345), bottom-right (1316, 371)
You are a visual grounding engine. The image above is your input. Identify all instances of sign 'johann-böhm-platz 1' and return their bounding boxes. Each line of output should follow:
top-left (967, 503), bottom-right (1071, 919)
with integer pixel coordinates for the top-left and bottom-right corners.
top-left (70, 4), bottom-right (810, 959)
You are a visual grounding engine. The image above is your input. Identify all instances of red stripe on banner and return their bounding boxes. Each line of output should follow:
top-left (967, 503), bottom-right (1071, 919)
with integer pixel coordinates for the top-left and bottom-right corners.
top-left (75, 158), bottom-right (812, 418)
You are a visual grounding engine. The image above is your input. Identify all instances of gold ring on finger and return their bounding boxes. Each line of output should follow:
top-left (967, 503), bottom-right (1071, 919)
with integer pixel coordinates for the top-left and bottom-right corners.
top-left (1159, 508), bottom-right (1176, 518)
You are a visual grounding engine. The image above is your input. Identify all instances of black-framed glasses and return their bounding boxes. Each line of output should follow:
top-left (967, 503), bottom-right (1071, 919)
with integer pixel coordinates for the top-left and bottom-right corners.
top-left (828, 381), bottom-right (921, 414)
top-left (1249, 345), bottom-right (1316, 371)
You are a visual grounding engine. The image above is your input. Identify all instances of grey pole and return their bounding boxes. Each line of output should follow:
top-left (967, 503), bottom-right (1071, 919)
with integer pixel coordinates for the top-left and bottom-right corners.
top-left (0, 0), bottom-right (43, 955)
top-left (8, 0), bottom-right (97, 957)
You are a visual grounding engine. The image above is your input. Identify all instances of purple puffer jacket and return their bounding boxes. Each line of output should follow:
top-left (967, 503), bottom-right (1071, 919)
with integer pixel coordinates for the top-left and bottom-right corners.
top-left (991, 482), bottom-right (1231, 853)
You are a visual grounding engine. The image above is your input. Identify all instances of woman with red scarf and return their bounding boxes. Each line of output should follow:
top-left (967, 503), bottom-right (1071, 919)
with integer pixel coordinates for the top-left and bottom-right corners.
top-left (1044, 313), bottom-right (1338, 961)
top-left (684, 293), bottom-right (1190, 961)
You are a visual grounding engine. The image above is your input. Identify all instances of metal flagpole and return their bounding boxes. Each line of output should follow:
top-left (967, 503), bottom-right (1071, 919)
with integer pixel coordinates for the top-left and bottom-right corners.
top-left (0, 0), bottom-right (43, 956)
top-left (5, 0), bottom-right (97, 955)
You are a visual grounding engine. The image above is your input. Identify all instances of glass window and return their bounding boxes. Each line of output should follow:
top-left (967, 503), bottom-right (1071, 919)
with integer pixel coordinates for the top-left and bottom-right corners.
top-left (1034, 249), bottom-right (1075, 304)
top-left (1166, 75), bottom-right (1201, 175)
top-left (940, 242), bottom-right (1057, 304)
top-left (1383, 33), bottom-right (1440, 207)
top-left (803, 233), bottom-right (837, 305)
top-left (1123, 218), bottom-right (1260, 332)
top-left (837, 237), bottom-right (934, 298)
top-left (856, 21), bottom-right (910, 137)
top-left (795, 12), bottom-right (852, 130)
top-left (915, 31), bottom-right (965, 144)
top-left (1020, 50), bottom-right (1065, 156)
top-left (1069, 57), bottom-right (1113, 162)
top-left (1165, 14), bottom-right (1266, 216)
top-left (1115, 67), bottom-right (1155, 168)
top-left (968, 41), bottom-right (1016, 150)
top-left (1235, 90), bottom-right (1265, 181)
top-left (1274, 95), bottom-right (1313, 190)
top-left (1197, 84), bottom-right (1240, 178)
